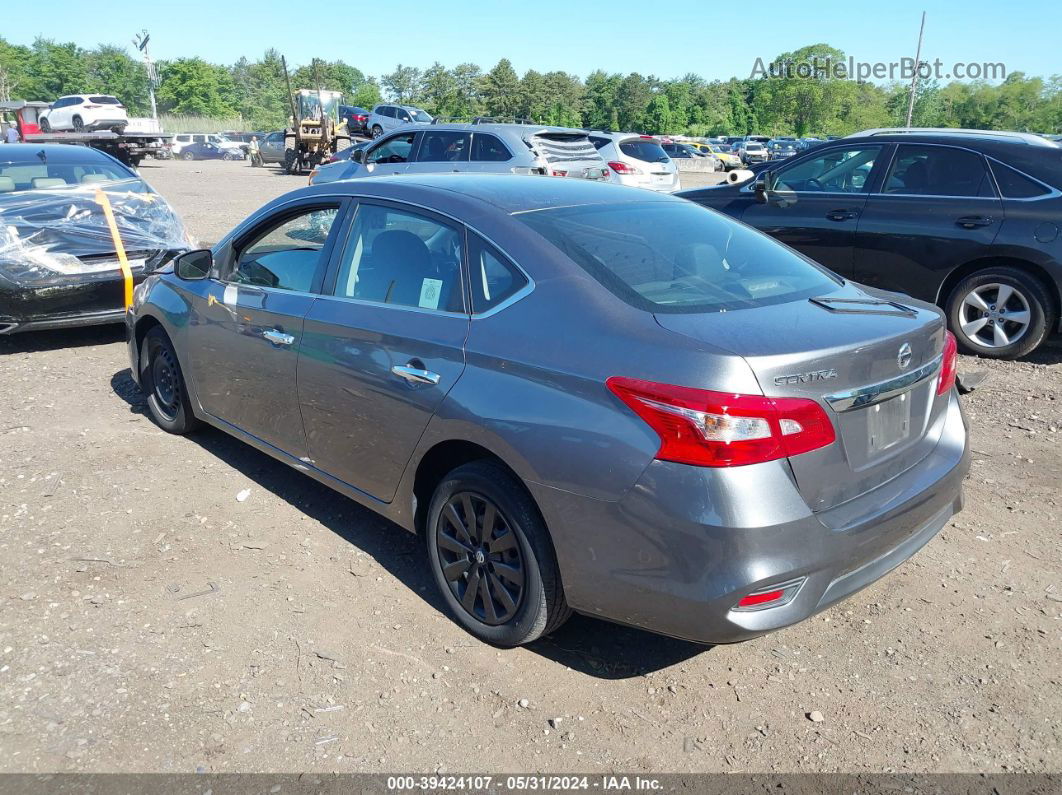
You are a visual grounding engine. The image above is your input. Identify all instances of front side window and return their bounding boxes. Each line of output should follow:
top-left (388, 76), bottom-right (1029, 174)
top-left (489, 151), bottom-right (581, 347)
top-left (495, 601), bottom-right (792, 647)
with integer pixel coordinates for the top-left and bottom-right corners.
top-left (417, 131), bottom-right (470, 162)
top-left (230, 205), bottom-right (339, 292)
top-left (471, 134), bottom-right (511, 162)
top-left (367, 133), bottom-right (415, 165)
top-left (885, 145), bottom-right (994, 197)
top-left (333, 203), bottom-right (464, 313)
top-left (776, 146), bottom-right (880, 193)
top-left (516, 201), bottom-right (839, 314)
top-left (468, 234), bottom-right (528, 313)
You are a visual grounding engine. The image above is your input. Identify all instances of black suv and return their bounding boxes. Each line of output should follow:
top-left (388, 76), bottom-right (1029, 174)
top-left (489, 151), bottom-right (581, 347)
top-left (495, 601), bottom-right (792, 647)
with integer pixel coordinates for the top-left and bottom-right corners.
top-left (680, 129), bottom-right (1062, 359)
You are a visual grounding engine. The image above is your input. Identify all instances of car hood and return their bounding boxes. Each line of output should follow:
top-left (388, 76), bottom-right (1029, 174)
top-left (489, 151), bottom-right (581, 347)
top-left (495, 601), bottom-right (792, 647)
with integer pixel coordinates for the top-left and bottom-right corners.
top-left (0, 179), bottom-right (190, 287)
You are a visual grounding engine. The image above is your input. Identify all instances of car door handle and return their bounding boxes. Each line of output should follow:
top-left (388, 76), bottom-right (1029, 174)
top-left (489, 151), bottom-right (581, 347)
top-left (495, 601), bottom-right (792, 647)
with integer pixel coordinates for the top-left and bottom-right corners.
top-left (391, 364), bottom-right (441, 385)
top-left (825, 209), bottom-right (858, 221)
top-left (262, 329), bottom-right (295, 346)
top-left (956, 215), bottom-right (994, 229)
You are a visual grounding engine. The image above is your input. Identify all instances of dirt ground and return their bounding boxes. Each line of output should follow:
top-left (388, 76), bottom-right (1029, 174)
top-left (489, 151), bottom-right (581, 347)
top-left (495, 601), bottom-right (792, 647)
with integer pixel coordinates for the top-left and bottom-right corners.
top-left (0, 159), bottom-right (1059, 775)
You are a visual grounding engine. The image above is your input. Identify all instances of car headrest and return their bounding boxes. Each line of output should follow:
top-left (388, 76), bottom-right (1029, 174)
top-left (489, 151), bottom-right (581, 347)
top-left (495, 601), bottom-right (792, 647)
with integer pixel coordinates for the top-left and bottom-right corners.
top-left (80, 174), bottom-right (111, 184)
top-left (0, 176), bottom-right (14, 193)
top-left (31, 177), bottom-right (67, 189)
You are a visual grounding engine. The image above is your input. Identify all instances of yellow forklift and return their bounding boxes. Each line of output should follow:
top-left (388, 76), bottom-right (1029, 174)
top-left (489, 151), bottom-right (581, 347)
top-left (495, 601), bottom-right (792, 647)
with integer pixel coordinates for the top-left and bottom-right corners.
top-left (280, 57), bottom-right (350, 175)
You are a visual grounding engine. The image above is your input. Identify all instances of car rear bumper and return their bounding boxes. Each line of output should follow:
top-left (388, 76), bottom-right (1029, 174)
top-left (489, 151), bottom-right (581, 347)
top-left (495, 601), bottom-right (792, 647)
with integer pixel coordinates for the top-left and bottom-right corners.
top-left (84, 118), bottom-right (127, 131)
top-left (529, 391), bottom-right (969, 644)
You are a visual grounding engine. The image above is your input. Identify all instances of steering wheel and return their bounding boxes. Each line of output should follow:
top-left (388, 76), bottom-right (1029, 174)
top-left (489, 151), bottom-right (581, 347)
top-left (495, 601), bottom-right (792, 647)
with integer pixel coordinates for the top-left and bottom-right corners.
top-left (806, 177), bottom-right (825, 191)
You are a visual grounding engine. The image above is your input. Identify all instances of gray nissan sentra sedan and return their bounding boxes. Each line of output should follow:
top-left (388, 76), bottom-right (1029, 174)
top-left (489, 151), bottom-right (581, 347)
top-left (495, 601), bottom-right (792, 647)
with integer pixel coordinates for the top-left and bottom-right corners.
top-left (127, 175), bottom-right (969, 647)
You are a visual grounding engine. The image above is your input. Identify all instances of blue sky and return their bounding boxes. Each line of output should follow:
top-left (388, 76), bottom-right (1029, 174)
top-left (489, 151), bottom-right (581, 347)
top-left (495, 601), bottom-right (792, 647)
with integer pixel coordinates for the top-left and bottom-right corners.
top-left (7, 0), bottom-right (1060, 83)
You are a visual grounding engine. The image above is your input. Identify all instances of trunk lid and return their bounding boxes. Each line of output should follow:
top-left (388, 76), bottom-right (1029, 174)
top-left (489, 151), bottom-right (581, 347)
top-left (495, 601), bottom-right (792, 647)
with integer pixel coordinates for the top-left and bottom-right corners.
top-left (655, 285), bottom-right (949, 511)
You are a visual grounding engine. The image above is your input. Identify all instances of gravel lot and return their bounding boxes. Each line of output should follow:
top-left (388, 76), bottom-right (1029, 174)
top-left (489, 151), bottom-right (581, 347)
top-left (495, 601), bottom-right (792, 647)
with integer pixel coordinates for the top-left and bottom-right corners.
top-left (0, 159), bottom-right (1059, 775)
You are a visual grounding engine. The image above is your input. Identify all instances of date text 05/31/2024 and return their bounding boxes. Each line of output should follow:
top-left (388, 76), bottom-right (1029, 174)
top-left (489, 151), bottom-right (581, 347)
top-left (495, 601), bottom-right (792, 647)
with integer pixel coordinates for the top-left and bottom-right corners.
top-left (387, 775), bottom-right (663, 791)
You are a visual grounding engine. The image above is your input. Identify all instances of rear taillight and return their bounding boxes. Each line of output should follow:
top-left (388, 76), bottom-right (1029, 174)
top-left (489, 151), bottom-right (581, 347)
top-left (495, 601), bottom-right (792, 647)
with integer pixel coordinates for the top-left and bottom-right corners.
top-left (607, 161), bottom-right (642, 175)
top-left (551, 169), bottom-right (568, 177)
top-left (937, 330), bottom-right (958, 396)
top-left (606, 377), bottom-right (836, 467)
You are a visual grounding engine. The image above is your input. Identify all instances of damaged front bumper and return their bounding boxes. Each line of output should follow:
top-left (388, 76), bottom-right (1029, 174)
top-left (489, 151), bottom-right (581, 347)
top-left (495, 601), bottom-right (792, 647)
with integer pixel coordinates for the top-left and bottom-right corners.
top-left (0, 265), bottom-right (149, 334)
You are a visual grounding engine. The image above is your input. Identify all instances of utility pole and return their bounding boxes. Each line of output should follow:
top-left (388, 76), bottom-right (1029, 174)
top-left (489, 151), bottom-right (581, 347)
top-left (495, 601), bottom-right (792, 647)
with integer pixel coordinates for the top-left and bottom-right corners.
top-left (904, 12), bottom-right (926, 128)
top-left (133, 30), bottom-right (159, 123)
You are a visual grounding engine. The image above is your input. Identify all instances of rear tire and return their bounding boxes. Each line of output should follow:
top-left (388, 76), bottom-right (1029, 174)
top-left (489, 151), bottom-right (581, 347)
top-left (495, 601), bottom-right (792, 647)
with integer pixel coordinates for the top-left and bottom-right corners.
top-left (945, 266), bottom-right (1053, 360)
top-left (425, 460), bottom-right (571, 647)
top-left (371, 124), bottom-right (383, 139)
top-left (140, 327), bottom-right (199, 434)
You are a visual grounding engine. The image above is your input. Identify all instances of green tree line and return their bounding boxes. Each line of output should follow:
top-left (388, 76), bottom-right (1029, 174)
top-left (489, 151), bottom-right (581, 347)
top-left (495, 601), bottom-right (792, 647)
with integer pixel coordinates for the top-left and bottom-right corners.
top-left (2, 38), bottom-right (1059, 135)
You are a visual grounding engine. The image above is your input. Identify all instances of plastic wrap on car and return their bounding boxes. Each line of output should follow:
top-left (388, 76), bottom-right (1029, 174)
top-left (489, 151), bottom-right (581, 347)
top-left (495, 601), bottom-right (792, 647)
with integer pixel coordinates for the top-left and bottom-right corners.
top-left (0, 178), bottom-right (190, 289)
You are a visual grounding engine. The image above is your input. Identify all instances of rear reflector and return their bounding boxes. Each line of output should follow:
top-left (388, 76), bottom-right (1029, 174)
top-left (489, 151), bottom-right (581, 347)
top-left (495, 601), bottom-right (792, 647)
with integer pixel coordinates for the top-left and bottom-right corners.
top-left (606, 377), bottom-right (836, 467)
top-left (937, 330), bottom-right (957, 396)
top-left (733, 577), bottom-right (806, 611)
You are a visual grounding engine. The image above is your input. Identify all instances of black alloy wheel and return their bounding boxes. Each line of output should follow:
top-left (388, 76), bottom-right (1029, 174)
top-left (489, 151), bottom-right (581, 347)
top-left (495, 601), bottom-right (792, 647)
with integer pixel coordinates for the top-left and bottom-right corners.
top-left (435, 492), bottom-right (525, 625)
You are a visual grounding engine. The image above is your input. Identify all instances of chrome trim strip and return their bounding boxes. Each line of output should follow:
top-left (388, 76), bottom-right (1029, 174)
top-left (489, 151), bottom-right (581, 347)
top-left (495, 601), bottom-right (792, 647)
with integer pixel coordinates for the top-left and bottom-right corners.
top-left (824, 354), bottom-right (942, 413)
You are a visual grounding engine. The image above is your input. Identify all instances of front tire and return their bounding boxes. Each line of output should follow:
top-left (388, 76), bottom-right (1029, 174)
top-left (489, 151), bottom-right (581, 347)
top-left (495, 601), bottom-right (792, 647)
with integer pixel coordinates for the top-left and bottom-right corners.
top-left (72, 115), bottom-right (84, 132)
top-left (141, 327), bottom-right (199, 434)
top-left (425, 461), bottom-right (570, 647)
top-left (945, 266), bottom-right (1053, 359)
top-left (371, 124), bottom-right (383, 138)
top-left (40, 117), bottom-right (51, 133)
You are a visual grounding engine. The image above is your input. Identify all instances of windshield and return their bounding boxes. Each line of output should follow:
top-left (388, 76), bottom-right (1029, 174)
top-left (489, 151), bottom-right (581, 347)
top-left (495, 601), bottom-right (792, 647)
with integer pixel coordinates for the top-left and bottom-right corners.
top-left (0, 158), bottom-right (136, 192)
top-left (516, 201), bottom-right (840, 314)
top-left (409, 109), bottom-right (433, 123)
top-left (745, 143), bottom-right (764, 151)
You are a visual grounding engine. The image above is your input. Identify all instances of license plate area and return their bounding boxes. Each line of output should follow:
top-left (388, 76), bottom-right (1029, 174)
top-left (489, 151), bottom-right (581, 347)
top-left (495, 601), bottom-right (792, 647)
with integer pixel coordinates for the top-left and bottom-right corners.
top-left (867, 392), bottom-right (911, 454)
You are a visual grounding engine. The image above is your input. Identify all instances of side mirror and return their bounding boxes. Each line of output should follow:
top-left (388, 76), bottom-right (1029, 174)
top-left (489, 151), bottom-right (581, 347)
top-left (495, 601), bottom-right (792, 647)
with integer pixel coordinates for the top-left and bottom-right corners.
top-left (754, 170), bottom-right (776, 203)
top-left (174, 249), bottom-right (212, 280)
top-left (352, 148), bottom-right (365, 164)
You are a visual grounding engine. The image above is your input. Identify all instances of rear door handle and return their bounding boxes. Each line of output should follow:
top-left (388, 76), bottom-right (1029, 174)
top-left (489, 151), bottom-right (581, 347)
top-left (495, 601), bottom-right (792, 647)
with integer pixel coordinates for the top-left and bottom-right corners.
top-left (262, 329), bottom-right (295, 346)
top-left (956, 215), bottom-right (994, 229)
top-left (391, 364), bottom-right (441, 385)
top-left (825, 209), bottom-right (858, 221)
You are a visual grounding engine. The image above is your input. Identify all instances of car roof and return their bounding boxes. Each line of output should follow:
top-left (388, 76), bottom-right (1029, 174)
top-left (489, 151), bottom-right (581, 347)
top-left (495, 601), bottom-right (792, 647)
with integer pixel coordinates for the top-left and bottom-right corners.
top-left (299, 174), bottom-right (678, 216)
top-left (398, 121), bottom-right (589, 137)
top-left (0, 143), bottom-right (134, 170)
top-left (586, 131), bottom-right (662, 143)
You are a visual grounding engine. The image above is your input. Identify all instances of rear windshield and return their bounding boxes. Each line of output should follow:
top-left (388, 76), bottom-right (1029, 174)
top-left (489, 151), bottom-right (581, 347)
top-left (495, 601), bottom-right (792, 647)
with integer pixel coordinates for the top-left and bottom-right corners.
top-left (516, 201), bottom-right (840, 313)
top-left (89, 96), bottom-right (122, 105)
top-left (531, 134), bottom-right (601, 164)
top-left (619, 139), bottom-right (669, 163)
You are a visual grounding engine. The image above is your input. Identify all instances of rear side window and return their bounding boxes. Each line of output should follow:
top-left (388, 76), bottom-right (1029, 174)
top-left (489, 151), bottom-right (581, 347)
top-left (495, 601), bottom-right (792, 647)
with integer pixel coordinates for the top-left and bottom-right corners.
top-left (471, 134), bottom-right (511, 162)
top-left (417, 131), bottom-right (469, 162)
top-left (990, 161), bottom-right (1050, 198)
top-left (884, 145), bottom-right (995, 197)
top-left (516, 201), bottom-right (839, 314)
top-left (469, 234), bottom-right (528, 313)
top-left (588, 136), bottom-right (611, 151)
top-left (619, 139), bottom-right (669, 163)
top-left (333, 204), bottom-right (465, 313)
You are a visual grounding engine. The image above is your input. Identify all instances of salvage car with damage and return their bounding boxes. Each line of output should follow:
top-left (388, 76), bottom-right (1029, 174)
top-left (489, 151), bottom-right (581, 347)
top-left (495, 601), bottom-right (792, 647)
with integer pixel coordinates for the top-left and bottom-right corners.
top-left (0, 144), bottom-right (189, 334)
